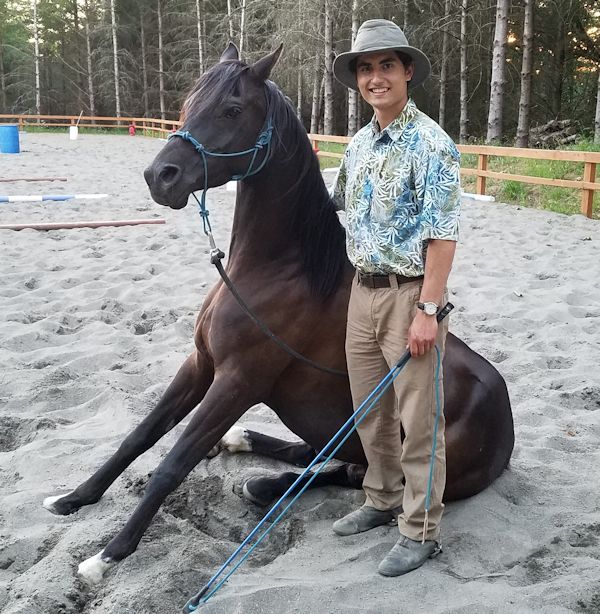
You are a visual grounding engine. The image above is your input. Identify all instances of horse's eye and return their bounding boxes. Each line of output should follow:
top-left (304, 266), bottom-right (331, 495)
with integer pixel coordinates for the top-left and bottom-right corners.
top-left (224, 107), bottom-right (241, 119)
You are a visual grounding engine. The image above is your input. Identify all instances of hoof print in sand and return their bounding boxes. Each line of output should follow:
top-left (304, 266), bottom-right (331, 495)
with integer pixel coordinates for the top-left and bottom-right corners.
top-left (0, 416), bottom-right (62, 453)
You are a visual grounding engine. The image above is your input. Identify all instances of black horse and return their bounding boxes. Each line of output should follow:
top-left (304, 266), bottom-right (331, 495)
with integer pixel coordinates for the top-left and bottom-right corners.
top-left (43, 43), bottom-right (514, 584)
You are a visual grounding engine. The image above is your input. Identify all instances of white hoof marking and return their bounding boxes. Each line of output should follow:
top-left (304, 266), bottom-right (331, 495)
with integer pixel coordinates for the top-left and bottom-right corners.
top-left (43, 493), bottom-right (71, 513)
top-left (207, 426), bottom-right (252, 458)
top-left (78, 550), bottom-right (113, 584)
top-left (221, 426), bottom-right (252, 453)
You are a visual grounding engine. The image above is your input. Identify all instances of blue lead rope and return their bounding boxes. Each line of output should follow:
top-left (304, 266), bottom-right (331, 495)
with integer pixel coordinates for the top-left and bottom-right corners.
top-left (183, 351), bottom-right (410, 612)
top-left (183, 303), bottom-right (452, 612)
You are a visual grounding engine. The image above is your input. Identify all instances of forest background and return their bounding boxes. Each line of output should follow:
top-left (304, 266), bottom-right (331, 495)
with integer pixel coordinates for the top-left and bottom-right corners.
top-left (1, 0), bottom-right (599, 146)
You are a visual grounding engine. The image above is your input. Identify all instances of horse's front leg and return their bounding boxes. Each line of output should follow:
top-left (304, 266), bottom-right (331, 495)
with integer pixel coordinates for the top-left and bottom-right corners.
top-left (77, 373), bottom-right (255, 584)
top-left (43, 352), bottom-right (211, 516)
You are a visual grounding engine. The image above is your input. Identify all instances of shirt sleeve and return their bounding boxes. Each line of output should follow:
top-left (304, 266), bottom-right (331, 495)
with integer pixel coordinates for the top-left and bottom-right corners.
top-left (329, 154), bottom-right (347, 212)
top-left (416, 139), bottom-right (461, 242)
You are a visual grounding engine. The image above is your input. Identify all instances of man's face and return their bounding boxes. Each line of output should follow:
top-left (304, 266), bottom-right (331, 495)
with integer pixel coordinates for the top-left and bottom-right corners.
top-left (355, 51), bottom-right (414, 116)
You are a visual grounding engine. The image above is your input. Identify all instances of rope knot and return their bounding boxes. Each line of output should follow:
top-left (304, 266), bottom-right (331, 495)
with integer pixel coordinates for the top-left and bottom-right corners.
top-left (256, 126), bottom-right (273, 148)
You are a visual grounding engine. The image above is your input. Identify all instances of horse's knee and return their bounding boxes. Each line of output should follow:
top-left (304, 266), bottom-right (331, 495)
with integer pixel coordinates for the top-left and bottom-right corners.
top-left (145, 467), bottom-right (179, 498)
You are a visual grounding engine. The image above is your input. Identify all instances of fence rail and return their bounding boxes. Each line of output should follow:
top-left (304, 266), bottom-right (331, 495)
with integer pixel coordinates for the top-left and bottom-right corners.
top-left (0, 113), bottom-right (181, 135)
top-left (308, 135), bottom-right (600, 218)
top-left (2, 114), bottom-right (597, 217)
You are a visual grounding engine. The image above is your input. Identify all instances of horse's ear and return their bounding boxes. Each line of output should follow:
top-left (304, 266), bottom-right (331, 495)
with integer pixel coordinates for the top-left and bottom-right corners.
top-left (250, 44), bottom-right (283, 81)
top-left (220, 42), bottom-right (240, 62)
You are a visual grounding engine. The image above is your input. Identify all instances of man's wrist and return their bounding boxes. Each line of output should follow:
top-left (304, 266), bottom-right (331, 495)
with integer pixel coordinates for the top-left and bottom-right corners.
top-left (417, 301), bottom-right (439, 316)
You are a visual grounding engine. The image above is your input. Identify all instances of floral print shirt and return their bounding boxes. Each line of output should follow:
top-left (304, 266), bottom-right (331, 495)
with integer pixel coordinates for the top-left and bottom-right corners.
top-left (331, 99), bottom-right (461, 276)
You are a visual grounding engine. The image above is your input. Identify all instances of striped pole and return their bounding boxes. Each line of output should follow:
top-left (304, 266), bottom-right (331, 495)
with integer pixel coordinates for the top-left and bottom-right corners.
top-left (0, 193), bottom-right (108, 203)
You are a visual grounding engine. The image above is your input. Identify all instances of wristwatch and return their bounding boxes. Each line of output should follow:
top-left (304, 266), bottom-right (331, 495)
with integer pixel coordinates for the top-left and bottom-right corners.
top-left (417, 301), bottom-right (439, 316)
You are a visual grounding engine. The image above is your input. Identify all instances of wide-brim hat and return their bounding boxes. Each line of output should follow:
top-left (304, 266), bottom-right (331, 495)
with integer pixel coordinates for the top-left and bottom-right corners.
top-left (333, 19), bottom-right (431, 91)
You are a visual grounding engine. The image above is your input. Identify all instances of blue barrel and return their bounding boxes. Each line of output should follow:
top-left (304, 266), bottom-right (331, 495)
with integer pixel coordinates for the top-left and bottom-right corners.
top-left (0, 124), bottom-right (20, 154)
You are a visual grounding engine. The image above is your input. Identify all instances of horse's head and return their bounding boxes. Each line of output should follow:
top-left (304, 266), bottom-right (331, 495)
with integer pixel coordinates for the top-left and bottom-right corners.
top-left (144, 43), bottom-right (283, 209)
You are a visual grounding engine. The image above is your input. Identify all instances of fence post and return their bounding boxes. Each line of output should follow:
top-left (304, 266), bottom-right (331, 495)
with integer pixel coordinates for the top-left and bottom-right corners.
top-left (476, 153), bottom-right (488, 196)
top-left (581, 161), bottom-right (596, 218)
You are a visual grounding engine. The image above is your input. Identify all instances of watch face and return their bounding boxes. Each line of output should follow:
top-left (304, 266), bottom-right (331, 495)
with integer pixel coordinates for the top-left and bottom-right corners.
top-left (425, 303), bottom-right (437, 315)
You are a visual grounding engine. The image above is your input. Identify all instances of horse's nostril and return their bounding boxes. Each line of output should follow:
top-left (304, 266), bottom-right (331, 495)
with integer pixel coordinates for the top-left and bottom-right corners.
top-left (158, 164), bottom-right (181, 186)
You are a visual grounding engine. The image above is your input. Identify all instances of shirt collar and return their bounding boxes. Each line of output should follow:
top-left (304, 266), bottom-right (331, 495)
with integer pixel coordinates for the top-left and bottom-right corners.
top-left (369, 99), bottom-right (418, 142)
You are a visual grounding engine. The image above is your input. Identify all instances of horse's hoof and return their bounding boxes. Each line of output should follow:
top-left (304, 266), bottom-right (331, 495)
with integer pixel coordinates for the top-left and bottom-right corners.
top-left (207, 426), bottom-right (252, 458)
top-left (242, 477), bottom-right (274, 507)
top-left (78, 551), bottom-right (114, 584)
top-left (43, 492), bottom-right (81, 516)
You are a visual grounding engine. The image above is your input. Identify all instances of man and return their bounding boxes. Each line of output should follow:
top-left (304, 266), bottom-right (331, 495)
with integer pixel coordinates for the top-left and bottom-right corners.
top-left (330, 19), bottom-right (461, 576)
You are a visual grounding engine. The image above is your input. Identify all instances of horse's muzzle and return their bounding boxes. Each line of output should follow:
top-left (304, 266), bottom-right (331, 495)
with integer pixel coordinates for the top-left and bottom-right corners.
top-left (144, 162), bottom-right (187, 209)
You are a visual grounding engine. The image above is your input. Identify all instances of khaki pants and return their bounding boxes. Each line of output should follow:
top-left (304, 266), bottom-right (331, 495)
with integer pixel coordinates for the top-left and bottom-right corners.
top-left (345, 273), bottom-right (448, 541)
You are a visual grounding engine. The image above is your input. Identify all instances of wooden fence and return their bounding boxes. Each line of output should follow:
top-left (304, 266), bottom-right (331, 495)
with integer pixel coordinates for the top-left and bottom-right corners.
top-left (0, 113), bottom-right (180, 135)
top-left (308, 134), bottom-right (600, 218)
top-left (1, 114), bottom-right (598, 217)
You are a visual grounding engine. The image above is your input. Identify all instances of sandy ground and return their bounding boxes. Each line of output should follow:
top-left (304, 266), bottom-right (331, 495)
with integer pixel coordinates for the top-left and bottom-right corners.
top-left (0, 132), bottom-right (599, 614)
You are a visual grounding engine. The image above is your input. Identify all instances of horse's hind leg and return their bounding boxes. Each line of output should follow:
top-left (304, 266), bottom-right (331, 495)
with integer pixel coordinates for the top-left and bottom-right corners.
top-left (242, 463), bottom-right (366, 507)
top-left (77, 374), bottom-right (252, 584)
top-left (43, 352), bottom-right (212, 516)
top-left (212, 427), bottom-right (317, 466)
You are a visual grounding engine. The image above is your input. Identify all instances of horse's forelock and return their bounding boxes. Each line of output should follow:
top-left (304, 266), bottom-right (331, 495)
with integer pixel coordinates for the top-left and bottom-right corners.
top-left (180, 62), bottom-right (251, 123)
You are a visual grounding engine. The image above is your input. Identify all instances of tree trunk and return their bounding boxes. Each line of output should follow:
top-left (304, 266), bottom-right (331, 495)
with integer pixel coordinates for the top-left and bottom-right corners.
top-left (140, 12), bottom-right (149, 117)
top-left (227, 0), bottom-right (235, 41)
top-left (552, 16), bottom-right (566, 118)
top-left (296, 57), bottom-right (302, 120)
top-left (0, 33), bottom-right (6, 112)
top-left (310, 53), bottom-right (321, 133)
top-left (318, 76), bottom-right (325, 133)
top-left (516, 0), bottom-right (534, 147)
top-left (84, 0), bottom-right (96, 117)
top-left (323, 0), bottom-right (334, 134)
top-left (32, 0), bottom-right (41, 115)
top-left (459, 0), bottom-right (468, 143)
top-left (195, 0), bottom-right (204, 73)
top-left (595, 67), bottom-right (600, 144)
top-left (157, 0), bottom-right (166, 121)
top-left (486, 0), bottom-right (509, 143)
top-left (239, 0), bottom-right (246, 57)
top-left (71, 0), bottom-right (84, 112)
top-left (438, 0), bottom-right (451, 130)
top-left (347, 0), bottom-right (359, 136)
top-left (110, 0), bottom-right (121, 117)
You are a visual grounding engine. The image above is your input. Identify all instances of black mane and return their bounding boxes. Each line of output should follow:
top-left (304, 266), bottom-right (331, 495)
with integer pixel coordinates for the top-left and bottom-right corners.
top-left (261, 80), bottom-right (348, 300)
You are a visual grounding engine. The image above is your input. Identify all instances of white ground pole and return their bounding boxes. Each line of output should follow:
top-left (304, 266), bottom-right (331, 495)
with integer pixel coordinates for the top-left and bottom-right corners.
top-left (0, 194), bottom-right (109, 203)
top-left (461, 192), bottom-right (496, 202)
top-left (322, 167), bottom-right (496, 203)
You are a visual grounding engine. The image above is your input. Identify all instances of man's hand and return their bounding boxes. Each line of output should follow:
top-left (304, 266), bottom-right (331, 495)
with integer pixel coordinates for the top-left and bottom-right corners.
top-left (407, 310), bottom-right (438, 356)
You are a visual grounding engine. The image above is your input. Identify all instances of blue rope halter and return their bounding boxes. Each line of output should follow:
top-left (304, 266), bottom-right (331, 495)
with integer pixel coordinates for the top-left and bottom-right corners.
top-left (168, 118), bottom-right (273, 236)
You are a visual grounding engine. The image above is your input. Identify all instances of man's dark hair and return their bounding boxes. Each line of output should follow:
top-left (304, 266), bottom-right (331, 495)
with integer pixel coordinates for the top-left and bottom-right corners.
top-left (350, 50), bottom-right (414, 74)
